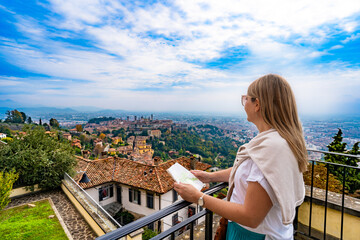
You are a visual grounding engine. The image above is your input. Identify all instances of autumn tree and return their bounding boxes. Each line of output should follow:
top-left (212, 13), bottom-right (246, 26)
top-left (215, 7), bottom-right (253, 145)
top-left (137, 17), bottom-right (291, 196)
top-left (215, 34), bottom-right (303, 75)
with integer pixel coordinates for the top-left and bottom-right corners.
top-left (0, 169), bottom-right (19, 210)
top-left (49, 118), bottom-right (60, 128)
top-left (76, 124), bottom-right (83, 132)
top-left (99, 133), bottom-right (106, 140)
top-left (5, 109), bottom-right (23, 123)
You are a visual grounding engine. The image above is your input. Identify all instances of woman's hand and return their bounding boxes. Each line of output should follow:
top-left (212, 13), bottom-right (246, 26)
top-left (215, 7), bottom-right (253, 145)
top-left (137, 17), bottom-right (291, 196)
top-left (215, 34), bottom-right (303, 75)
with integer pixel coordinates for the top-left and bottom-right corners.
top-left (173, 182), bottom-right (203, 203)
top-left (190, 170), bottom-right (212, 183)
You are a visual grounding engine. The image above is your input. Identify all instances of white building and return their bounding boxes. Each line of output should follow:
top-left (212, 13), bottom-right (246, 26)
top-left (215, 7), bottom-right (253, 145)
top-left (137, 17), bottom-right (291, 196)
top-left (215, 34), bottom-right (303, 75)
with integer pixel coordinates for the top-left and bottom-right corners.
top-left (74, 156), bottom-right (210, 233)
top-left (0, 133), bottom-right (7, 139)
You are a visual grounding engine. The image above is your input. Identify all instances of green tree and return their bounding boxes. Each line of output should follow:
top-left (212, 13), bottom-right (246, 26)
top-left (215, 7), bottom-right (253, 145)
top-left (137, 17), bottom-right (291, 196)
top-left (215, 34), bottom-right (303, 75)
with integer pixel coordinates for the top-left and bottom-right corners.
top-left (49, 118), bottom-right (60, 128)
top-left (20, 112), bottom-right (27, 123)
top-left (325, 129), bottom-right (347, 184)
top-left (27, 116), bottom-right (33, 124)
top-left (39, 118), bottom-right (42, 125)
top-left (345, 142), bottom-right (360, 193)
top-left (0, 169), bottom-right (19, 210)
top-left (0, 126), bottom-right (76, 190)
top-left (5, 109), bottom-right (23, 123)
top-left (325, 129), bottom-right (360, 193)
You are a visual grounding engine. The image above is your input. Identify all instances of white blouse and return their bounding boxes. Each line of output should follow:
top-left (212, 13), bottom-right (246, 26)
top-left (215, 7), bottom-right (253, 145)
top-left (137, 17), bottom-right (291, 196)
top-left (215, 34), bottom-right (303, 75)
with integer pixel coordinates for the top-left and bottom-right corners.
top-left (229, 158), bottom-right (294, 240)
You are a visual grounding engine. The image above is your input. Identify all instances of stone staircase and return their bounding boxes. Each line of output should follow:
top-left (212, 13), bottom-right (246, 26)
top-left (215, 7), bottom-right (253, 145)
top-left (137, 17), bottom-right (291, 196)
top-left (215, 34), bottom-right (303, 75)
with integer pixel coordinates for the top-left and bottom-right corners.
top-left (103, 202), bottom-right (122, 217)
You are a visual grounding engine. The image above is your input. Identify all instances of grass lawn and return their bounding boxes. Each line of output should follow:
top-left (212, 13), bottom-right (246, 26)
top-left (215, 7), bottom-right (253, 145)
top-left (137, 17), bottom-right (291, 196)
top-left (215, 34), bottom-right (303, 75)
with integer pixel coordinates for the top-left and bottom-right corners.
top-left (0, 199), bottom-right (68, 240)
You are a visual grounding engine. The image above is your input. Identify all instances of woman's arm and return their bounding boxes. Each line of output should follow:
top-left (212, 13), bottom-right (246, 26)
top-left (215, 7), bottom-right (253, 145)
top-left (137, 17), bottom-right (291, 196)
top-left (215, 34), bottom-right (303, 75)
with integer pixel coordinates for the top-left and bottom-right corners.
top-left (174, 181), bottom-right (272, 228)
top-left (191, 167), bottom-right (232, 183)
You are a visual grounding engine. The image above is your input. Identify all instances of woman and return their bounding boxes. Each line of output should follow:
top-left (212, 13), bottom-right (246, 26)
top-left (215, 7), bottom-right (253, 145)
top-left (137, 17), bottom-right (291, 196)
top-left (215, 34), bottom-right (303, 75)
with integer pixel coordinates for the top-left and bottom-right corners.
top-left (174, 74), bottom-right (308, 239)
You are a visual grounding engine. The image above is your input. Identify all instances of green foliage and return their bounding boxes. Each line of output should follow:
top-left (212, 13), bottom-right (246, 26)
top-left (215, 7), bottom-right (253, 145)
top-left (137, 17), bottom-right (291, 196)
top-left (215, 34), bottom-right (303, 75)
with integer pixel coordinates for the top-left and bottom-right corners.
top-left (75, 147), bottom-right (82, 155)
top-left (0, 199), bottom-right (68, 239)
top-left (5, 109), bottom-right (24, 123)
top-left (0, 169), bottom-right (19, 210)
top-left (142, 228), bottom-right (158, 240)
top-left (150, 127), bottom-right (239, 168)
top-left (88, 117), bottom-right (115, 124)
top-left (112, 128), bottom-right (126, 139)
top-left (345, 142), bottom-right (360, 193)
top-left (1, 137), bottom-right (13, 143)
top-left (0, 125), bottom-right (76, 190)
top-left (27, 116), bottom-right (33, 124)
top-left (49, 118), bottom-right (60, 128)
top-left (114, 210), bottom-right (135, 225)
top-left (325, 129), bottom-right (360, 194)
top-left (0, 124), bottom-right (13, 137)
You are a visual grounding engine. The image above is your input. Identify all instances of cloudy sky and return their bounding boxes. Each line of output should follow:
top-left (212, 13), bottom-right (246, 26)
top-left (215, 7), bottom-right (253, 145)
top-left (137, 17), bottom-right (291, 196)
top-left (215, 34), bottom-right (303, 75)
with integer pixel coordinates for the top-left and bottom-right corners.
top-left (0, 0), bottom-right (360, 116)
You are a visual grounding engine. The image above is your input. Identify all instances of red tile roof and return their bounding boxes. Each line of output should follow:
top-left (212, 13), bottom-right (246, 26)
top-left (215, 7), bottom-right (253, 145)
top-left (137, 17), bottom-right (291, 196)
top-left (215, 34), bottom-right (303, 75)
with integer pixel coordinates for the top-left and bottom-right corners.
top-left (74, 156), bottom-right (211, 194)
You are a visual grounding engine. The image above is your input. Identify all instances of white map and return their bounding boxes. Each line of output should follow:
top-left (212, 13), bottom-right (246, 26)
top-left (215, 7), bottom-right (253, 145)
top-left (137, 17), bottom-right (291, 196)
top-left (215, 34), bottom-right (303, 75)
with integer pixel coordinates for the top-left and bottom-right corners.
top-left (167, 163), bottom-right (205, 191)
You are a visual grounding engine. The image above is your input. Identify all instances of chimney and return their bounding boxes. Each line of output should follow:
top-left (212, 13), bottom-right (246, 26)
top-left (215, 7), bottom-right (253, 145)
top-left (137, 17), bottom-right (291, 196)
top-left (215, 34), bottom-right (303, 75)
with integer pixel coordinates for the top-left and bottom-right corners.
top-left (153, 156), bottom-right (163, 166)
top-left (190, 156), bottom-right (198, 170)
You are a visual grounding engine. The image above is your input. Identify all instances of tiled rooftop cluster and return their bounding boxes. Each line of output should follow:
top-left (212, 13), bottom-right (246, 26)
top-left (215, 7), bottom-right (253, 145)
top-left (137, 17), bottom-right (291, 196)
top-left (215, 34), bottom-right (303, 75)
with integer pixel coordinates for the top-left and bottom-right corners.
top-left (74, 156), bottom-right (211, 194)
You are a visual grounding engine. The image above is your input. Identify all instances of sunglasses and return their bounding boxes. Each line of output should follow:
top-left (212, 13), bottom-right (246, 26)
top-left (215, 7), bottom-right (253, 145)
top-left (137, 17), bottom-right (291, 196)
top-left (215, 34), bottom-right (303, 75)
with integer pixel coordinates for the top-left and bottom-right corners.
top-left (241, 95), bottom-right (256, 106)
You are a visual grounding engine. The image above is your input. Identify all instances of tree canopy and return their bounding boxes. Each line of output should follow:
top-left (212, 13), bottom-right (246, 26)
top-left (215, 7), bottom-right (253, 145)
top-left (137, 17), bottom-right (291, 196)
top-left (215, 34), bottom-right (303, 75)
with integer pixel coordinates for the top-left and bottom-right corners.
top-left (0, 125), bottom-right (76, 190)
top-left (325, 129), bottom-right (360, 194)
top-left (49, 118), bottom-right (60, 128)
top-left (0, 169), bottom-right (19, 210)
top-left (5, 109), bottom-right (25, 123)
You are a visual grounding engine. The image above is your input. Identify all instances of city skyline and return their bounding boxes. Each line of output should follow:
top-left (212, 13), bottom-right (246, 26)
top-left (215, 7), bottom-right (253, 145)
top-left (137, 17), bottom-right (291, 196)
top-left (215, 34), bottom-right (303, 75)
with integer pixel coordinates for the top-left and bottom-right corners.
top-left (1, 1), bottom-right (360, 116)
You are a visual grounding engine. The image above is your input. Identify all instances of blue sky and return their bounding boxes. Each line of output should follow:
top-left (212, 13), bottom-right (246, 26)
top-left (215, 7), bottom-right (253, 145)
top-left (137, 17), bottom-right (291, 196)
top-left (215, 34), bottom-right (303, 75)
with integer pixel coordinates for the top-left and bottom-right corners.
top-left (0, 0), bottom-right (360, 116)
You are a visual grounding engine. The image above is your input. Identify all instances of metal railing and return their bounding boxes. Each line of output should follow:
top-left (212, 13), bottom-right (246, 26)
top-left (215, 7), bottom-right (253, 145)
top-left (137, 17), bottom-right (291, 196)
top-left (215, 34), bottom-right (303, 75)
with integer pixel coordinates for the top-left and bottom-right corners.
top-left (294, 149), bottom-right (360, 240)
top-left (96, 149), bottom-right (360, 240)
top-left (96, 182), bottom-right (228, 240)
top-left (63, 173), bottom-right (121, 232)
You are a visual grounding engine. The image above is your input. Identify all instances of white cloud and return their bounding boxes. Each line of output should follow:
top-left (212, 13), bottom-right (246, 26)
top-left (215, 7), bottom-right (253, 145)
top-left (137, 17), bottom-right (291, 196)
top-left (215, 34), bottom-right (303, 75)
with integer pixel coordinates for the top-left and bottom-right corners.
top-left (1, 0), bottom-right (360, 115)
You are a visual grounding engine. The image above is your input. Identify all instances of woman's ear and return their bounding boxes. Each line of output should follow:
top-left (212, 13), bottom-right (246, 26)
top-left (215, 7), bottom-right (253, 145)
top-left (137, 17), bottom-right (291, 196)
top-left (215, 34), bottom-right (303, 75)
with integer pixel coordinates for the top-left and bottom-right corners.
top-left (255, 98), bottom-right (260, 112)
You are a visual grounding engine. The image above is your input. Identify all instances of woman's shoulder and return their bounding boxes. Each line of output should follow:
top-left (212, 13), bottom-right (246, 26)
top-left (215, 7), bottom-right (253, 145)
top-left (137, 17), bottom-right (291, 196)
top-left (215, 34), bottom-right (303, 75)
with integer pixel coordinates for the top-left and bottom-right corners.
top-left (257, 129), bottom-right (287, 149)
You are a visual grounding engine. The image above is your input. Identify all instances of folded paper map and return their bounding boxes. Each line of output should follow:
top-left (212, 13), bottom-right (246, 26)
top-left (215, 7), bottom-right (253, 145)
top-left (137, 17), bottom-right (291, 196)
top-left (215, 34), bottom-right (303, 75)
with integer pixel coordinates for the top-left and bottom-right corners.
top-left (167, 163), bottom-right (205, 191)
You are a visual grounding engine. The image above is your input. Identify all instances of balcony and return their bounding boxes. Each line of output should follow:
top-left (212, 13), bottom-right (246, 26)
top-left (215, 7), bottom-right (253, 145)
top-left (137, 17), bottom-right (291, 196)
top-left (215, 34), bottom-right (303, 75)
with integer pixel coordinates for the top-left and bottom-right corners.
top-left (95, 150), bottom-right (360, 240)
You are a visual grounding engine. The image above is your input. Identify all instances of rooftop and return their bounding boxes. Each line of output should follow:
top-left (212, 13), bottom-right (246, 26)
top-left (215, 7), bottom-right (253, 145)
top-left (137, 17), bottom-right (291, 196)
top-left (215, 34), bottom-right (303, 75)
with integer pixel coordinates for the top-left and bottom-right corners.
top-left (74, 156), bottom-right (211, 194)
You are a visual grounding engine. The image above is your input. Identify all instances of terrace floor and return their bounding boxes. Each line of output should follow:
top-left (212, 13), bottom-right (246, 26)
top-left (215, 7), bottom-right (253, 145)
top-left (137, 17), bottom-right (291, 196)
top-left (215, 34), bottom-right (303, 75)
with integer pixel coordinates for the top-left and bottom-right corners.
top-left (6, 188), bottom-right (97, 240)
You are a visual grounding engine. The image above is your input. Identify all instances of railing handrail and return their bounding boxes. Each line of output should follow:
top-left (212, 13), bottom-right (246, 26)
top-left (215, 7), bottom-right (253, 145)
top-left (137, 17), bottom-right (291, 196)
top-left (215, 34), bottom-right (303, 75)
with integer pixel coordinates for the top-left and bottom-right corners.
top-left (64, 173), bottom-right (121, 228)
top-left (96, 182), bottom-right (228, 240)
top-left (307, 148), bottom-right (360, 159)
top-left (308, 159), bottom-right (360, 170)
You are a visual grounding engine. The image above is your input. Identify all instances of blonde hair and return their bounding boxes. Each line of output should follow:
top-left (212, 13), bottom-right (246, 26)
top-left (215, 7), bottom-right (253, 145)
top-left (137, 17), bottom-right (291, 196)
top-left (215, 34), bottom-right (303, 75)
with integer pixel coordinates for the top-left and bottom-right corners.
top-left (248, 74), bottom-right (308, 172)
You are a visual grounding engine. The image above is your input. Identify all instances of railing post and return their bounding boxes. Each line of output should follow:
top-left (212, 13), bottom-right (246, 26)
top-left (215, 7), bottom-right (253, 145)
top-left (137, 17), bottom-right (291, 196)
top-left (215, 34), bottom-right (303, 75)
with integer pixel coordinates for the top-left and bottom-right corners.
top-left (190, 222), bottom-right (194, 240)
top-left (340, 167), bottom-right (346, 240)
top-left (309, 161), bottom-right (315, 236)
top-left (205, 210), bottom-right (213, 240)
top-left (323, 163), bottom-right (330, 239)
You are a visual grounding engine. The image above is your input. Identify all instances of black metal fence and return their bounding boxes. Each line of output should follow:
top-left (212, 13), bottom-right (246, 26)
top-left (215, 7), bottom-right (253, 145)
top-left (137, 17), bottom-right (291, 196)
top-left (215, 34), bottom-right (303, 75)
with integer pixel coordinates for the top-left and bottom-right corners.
top-left (294, 149), bottom-right (360, 240)
top-left (97, 149), bottom-right (360, 240)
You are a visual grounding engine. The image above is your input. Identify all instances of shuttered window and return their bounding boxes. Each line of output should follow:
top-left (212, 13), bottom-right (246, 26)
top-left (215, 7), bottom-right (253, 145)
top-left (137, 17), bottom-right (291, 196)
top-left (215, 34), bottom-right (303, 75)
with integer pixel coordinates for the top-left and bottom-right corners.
top-left (129, 188), bottom-right (141, 205)
top-left (147, 192), bottom-right (154, 209)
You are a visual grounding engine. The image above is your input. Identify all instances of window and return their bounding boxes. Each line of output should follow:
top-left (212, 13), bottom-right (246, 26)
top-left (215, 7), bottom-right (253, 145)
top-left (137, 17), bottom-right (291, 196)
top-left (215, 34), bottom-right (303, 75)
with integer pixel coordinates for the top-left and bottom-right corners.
top-left (147, 192), bottom-right (154, 209)
top-left (172, 213), bottom-right (179, 226)
top-left (173, 189), bottom-right (178, 202)
top-left (129, 188), bottom-right (141, 205)
top-left (98, 184), bottom-right (113, 201)
top-left (188, 206), bottom-right (195, 218)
